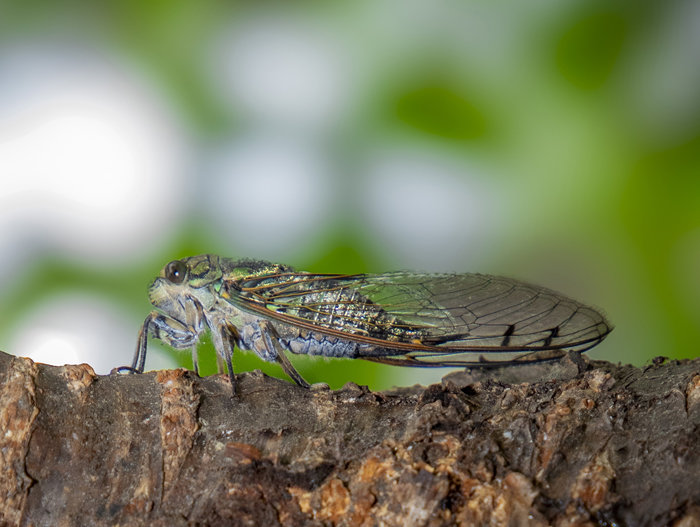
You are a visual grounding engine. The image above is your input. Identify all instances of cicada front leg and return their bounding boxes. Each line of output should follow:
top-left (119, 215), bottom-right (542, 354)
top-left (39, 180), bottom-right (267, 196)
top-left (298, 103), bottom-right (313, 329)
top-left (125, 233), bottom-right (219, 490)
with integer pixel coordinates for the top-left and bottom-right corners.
top-left (131, 311), bottom-right (200, 373)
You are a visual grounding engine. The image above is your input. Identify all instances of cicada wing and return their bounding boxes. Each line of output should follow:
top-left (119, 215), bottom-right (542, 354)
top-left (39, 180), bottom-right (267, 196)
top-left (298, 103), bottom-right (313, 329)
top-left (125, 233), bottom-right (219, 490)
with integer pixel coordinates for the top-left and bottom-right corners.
top-left (224, 270), bottom-right (612, 364)
top-left (362, 348), bottom-right (577, 368)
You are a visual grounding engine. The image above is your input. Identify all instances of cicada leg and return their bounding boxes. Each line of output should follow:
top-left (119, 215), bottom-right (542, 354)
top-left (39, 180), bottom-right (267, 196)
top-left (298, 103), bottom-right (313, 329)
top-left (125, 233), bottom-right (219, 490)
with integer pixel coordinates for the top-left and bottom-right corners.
top-left (215, 354), bottom-right (225, 375)
top-left (276, 346), bottom-right (311, 388)
top-left (211, 320), bottom-right (310, 394)
top-left (131, 312), bottom-right (154, 372)
top-left (131, 311), bottom-right (199, 373)
top-left (212, 322), bottom-right (238, 396)
top-left (191, 345), bottom-right (199, 376)
top-left (258, 320), bottom-right (310, 388)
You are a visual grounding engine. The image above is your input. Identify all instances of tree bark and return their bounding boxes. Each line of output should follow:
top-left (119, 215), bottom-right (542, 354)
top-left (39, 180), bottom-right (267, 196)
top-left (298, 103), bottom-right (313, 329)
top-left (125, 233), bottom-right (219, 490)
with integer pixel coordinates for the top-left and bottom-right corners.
top-left (0, 350), bottom-right (698, 527)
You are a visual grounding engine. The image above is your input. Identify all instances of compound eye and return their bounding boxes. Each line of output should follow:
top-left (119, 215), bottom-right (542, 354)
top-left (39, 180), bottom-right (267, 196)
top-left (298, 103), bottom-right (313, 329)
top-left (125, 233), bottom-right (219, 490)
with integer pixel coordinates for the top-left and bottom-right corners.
top-left (165, 260), bottom-right (187, 284)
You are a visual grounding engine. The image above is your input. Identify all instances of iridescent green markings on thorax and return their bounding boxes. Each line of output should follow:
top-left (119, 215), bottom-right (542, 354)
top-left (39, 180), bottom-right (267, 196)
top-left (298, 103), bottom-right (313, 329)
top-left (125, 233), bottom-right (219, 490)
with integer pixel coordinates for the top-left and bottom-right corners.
top-left (128, 254), bottom-right (613, 392)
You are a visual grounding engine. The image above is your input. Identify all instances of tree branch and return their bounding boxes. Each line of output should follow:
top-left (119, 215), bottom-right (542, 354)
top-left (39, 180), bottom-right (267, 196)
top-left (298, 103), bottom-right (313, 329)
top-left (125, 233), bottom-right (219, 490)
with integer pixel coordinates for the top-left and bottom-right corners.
top-left (0, 350), bottom-right (698, 526)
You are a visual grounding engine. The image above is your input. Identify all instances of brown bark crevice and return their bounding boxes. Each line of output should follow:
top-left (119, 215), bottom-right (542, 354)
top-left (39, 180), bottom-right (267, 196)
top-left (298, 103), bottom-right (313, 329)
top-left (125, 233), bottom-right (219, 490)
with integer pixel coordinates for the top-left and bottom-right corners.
top-left (0, 350), bottom-right (697, 526)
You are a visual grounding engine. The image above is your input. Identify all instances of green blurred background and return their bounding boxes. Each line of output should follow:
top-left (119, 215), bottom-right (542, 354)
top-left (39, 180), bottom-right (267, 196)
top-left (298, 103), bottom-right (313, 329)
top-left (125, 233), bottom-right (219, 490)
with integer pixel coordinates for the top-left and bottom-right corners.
top-left (0, 1), bottom-right (698, 390)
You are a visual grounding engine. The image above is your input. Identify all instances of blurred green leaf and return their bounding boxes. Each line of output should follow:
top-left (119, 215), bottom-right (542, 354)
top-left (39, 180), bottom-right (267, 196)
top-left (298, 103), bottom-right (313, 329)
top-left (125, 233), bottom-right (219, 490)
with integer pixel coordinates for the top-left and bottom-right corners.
top-left (392, 78), bottom-right (490, 141)
top-left (553, 8), bottom-right (628, 91)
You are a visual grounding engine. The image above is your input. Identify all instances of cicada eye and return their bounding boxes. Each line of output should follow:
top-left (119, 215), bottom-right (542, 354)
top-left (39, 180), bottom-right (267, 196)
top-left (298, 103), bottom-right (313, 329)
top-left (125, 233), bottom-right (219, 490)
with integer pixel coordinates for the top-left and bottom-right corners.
top-left (165, 260), bottom-right (187, 284)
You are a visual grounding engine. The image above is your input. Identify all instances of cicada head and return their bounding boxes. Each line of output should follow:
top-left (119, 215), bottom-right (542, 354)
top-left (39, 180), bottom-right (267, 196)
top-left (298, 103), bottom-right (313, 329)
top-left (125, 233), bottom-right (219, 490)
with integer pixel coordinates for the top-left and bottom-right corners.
top-left (177, 254), bottom-right (225, 287)
top-left (148, 254), bottom-right (224, 313)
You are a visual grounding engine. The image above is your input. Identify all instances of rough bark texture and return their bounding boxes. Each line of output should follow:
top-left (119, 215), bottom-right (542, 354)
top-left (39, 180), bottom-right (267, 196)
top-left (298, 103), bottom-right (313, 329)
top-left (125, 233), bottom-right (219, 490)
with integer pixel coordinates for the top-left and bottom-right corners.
top-left (0, 350), bottom-right (698, 527)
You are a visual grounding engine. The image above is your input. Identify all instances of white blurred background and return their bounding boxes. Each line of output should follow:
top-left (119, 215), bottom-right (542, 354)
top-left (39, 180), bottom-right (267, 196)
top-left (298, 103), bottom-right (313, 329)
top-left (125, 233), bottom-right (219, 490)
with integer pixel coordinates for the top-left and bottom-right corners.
top-left (1, 1), bottom-right (699, 389)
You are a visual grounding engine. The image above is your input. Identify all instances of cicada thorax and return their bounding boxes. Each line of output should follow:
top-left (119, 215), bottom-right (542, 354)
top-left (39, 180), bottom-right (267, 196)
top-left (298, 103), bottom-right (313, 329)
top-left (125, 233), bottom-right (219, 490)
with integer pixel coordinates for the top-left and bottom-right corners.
top-left (219, 258), bottom-right (296, 282)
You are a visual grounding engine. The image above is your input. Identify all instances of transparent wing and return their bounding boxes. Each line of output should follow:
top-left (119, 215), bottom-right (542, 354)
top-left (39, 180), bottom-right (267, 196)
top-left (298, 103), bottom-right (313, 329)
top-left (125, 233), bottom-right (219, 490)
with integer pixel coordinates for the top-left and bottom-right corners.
top-left (223, 271), bottom-right (612, 366)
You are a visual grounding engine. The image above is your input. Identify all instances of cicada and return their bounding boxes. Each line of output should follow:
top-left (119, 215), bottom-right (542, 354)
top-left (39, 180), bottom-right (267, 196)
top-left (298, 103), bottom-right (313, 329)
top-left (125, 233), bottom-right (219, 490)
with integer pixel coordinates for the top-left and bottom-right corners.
top-left (128, 254), bottom-right (612, 391)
